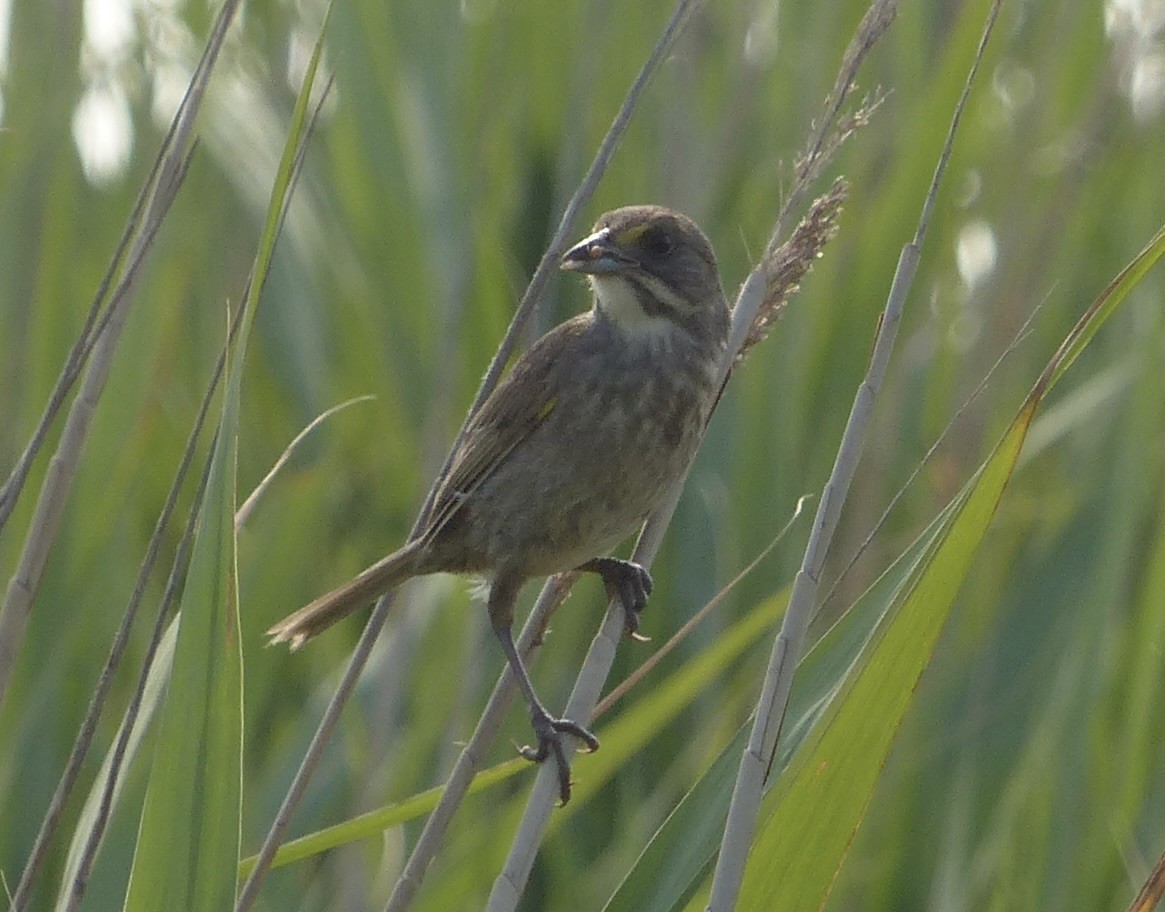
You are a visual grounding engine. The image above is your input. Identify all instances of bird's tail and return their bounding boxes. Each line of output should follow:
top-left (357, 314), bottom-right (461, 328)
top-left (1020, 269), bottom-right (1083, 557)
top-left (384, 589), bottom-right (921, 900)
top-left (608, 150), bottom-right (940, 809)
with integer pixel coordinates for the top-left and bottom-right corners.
top-left (267, 539), bottom-right (427, 650)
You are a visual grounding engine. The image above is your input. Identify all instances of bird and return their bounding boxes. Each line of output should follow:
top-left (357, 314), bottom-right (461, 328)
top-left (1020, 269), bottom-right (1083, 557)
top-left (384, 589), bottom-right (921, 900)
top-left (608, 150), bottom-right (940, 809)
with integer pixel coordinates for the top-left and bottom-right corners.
top-left (268, 205), bottom-right (730, 803)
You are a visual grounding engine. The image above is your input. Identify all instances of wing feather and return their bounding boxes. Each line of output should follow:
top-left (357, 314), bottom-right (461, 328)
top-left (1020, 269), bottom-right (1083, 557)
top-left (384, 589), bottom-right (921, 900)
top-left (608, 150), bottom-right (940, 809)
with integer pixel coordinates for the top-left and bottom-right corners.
top-left (418, 314), bottom-right (589, 545)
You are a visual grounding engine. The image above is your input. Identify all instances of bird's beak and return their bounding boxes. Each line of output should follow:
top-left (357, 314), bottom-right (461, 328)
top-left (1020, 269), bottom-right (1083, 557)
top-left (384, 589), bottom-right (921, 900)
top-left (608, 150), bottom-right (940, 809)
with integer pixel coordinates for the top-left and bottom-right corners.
top-left (560, 228), bottom-right (636, 275)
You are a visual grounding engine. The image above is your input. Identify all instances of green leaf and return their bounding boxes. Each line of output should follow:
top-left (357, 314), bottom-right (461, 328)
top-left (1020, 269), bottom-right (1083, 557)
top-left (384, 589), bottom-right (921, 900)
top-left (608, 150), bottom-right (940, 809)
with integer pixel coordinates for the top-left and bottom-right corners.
top-left (600, 219), bottom-right (1165, 912)
top-left (242, 584), bottom-right (785, 878)
top-left (733, 220), bottom-right (1165, 910)
top-left (601, 721), bottom-right (745, 912)
top-left (550, 590), bottom-right (786, 821)
top-left (121, 346), bottom-right (243, 911)
top-left (238, 759), bottom-right (528, 877)
top-left (600, 516), bottom-right (940, 912)
top-left (53, 620), bottom-right (178, 912)
top-left (122, 7), bottom-right (334, 909)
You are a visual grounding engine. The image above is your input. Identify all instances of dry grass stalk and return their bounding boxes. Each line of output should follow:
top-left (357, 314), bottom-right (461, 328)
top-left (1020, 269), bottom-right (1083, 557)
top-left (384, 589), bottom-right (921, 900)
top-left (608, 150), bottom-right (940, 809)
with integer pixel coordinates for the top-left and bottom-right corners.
top-left (740, 177), bottom-right (850, 366)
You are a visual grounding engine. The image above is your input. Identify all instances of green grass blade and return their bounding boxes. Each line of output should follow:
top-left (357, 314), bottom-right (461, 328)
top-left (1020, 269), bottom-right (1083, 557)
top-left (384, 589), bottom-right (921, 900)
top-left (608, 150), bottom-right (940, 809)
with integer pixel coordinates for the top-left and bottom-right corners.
top-left (241, 586), bottom-right (784, 876)
top-left (733, 219), bottom-right (1165, 911)
top-left (1043, 222), bottom-right (1165, 392)
top-left (547, 590), bottom-right (785, 823)
top-left (601, 720), bottom-right (746, 912)
top-left (600, 512), bottom-right (942, 912)
top-left (52, 620), bottom-right (178, 912)
top-left (735, 440), bottom-right (1019, 909)
top-left (121, 339), bottom-right (243, 911)
top-left (238, 760), bottom-right (528, 877)
top-left (121, 6), bottom-right (333, 909)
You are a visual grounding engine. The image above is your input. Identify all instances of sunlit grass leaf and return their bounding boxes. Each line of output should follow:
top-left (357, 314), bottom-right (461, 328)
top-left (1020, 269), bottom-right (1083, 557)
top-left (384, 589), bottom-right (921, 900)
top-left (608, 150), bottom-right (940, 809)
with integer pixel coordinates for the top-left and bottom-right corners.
top-left (241, 585), bottom-right (784, 878)
top-left (121, 8), bottom-right (333, 909)
top-left (733, 221), bottom-right (1165, 910)
top-left (736, 430), bottom-right (1023, 909)
top-left (121, 334), bottom-right (243, 910)
top-left (549, 590), bottom-right (784, 823)
top-left (238, 759), bottom-right (527, 878)
top-left (601, 720), bottom-right (745, 912)
top-left (605, 218), bottom-right (1160, 912)
top-left (52, 620), bottom-right (177, 912)
top-left (600, 513), bottom-right (942, 912)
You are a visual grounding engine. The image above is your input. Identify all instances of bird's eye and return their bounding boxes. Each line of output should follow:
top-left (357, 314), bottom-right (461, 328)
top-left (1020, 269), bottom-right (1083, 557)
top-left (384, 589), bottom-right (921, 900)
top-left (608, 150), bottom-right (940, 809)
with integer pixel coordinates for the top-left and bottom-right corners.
top-left (641, 228), bottom-right (674, 257)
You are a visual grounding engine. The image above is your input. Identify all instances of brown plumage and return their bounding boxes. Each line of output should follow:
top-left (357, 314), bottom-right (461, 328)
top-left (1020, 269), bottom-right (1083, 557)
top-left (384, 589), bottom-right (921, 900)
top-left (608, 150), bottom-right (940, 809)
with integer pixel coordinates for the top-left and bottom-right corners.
top-left (268, 205), bottom-right (729, 803)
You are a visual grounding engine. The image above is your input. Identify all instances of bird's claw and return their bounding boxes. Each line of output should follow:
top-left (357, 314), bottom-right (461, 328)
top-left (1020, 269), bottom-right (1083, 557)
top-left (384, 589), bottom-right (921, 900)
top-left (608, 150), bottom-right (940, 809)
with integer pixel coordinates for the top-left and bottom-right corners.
top-left (587, 558), bottom-right (654, 639)
top-left (520, 710), bottom-right (599, 805)
top-left (615, 563), bottom-right (653, 638)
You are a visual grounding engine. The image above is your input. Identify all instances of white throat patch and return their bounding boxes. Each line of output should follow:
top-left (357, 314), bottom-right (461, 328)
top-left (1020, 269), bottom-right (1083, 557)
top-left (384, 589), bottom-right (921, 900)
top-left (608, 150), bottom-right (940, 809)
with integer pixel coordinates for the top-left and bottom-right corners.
top-left (591, 275), bottom-right (676, 341)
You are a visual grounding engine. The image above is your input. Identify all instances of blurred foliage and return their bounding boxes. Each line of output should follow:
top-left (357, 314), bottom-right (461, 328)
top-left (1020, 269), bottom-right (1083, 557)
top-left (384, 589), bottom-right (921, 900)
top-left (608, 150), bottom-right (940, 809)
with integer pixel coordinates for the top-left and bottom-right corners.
top-left (1, 0), bottom-right (1164, 909)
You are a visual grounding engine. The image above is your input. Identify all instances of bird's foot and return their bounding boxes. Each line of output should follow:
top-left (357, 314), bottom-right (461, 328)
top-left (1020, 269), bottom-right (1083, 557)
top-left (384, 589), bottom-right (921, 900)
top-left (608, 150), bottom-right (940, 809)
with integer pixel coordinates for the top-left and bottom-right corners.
top-left (519, 707), bottom-right (600, 805)
top-left (580, 557), bottom-right (654, 639)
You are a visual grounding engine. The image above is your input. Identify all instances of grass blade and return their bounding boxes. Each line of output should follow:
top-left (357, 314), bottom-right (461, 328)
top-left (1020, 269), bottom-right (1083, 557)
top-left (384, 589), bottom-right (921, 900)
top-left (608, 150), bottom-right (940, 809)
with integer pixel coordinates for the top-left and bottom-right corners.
top-left (121, 322), bottom-right (243, 911)
top-left (733, 218), bottom-right (1165, 910)
top-left (122, 4), bottom-right (333, 908)
top-left (52, 620), bottom-right (178, 912)
top-left (600, 511), bottom-right (940, 912)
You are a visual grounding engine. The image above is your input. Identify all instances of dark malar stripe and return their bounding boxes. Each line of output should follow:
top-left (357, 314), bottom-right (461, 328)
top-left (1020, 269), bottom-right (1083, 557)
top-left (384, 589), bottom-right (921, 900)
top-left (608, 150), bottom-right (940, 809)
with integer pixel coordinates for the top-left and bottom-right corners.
top-left (626, 274), bottom-right (674, 319)
top-left (625, 273), bottom-right (714, 344)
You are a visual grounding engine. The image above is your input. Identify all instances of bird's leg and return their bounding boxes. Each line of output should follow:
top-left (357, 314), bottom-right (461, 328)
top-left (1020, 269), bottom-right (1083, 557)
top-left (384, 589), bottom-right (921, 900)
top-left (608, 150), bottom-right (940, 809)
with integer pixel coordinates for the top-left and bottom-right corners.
top-left (488, 575), bottom-right (599, 805)
top-left (576, 557), bottom-right (654, 639)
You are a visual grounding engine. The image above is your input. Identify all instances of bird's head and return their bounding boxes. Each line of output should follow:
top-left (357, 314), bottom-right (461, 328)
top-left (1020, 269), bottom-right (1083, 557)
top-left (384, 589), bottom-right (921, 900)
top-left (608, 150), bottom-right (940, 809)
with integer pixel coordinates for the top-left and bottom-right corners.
top-left (561, 205), bottom-right (728, 351)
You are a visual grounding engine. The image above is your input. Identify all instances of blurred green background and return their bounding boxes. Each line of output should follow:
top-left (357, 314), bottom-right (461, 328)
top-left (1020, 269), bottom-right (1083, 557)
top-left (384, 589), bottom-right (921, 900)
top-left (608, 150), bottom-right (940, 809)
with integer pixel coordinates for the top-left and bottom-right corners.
top-left (2, 0), bottom-right (1164, 909)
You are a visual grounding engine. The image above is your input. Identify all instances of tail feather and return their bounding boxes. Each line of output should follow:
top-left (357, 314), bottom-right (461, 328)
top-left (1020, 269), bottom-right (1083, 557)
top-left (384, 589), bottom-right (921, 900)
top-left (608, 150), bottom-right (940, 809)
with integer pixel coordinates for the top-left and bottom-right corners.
top-left (267, 539), bottom-right (426, 650)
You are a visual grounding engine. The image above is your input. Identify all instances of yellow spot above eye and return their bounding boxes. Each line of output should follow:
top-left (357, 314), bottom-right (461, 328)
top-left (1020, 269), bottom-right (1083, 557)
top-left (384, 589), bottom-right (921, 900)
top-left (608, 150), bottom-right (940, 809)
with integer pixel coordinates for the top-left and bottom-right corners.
top-left (614, 223), bottom-right (649, 246)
